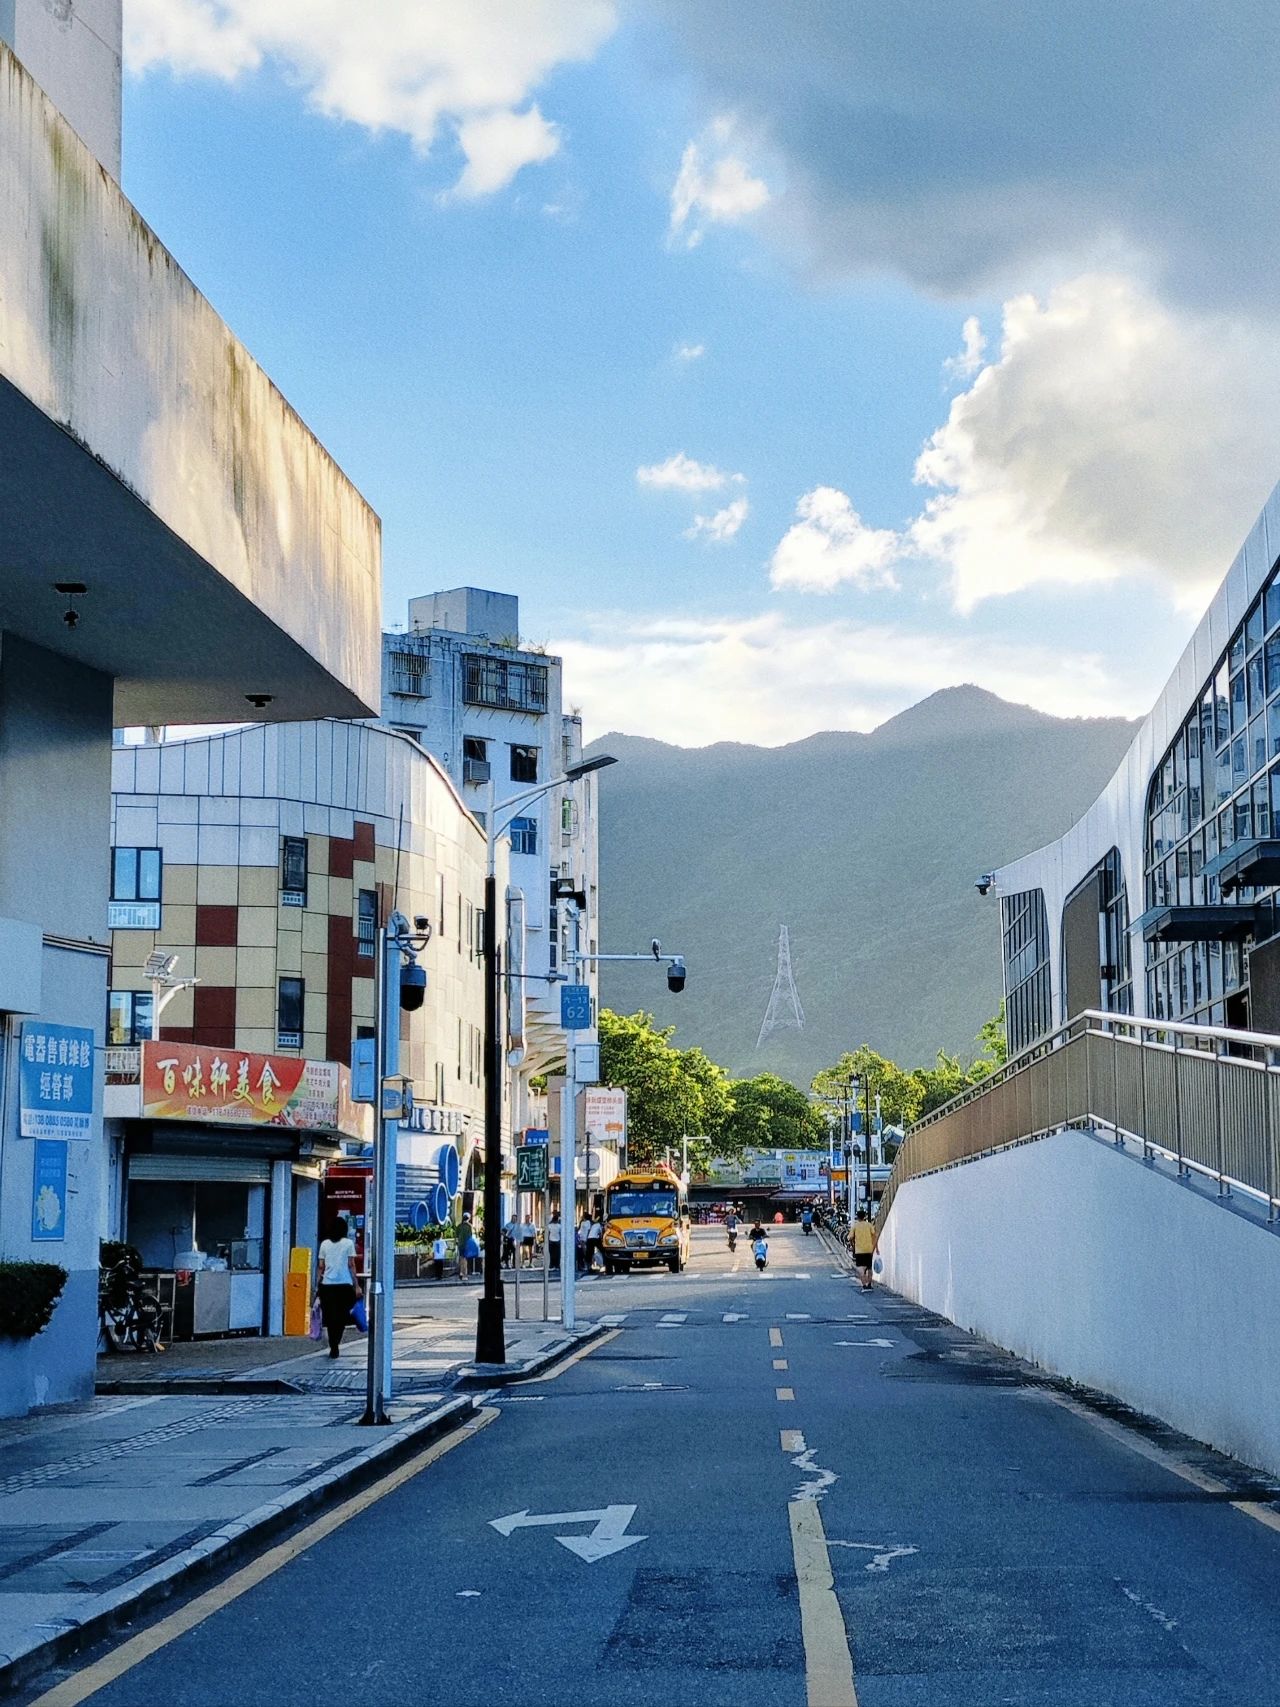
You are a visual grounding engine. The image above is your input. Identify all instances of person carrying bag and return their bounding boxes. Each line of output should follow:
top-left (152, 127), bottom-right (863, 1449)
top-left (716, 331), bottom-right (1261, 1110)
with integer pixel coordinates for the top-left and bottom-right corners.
top-left (315, 1215), bottom-right (363, 1360)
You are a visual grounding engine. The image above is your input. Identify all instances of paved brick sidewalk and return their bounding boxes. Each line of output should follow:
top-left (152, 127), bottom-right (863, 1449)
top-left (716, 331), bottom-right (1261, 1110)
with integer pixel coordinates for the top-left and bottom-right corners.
top-left (1, 1304), bottom-right (592, 1687)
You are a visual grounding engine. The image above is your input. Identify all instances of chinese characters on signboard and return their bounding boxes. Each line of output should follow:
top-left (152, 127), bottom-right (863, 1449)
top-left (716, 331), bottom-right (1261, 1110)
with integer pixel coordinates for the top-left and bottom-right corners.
top-left (19, 1022), bottom-right (94, 1139)
top-left (140, 1040), bottom-right (342, 1129)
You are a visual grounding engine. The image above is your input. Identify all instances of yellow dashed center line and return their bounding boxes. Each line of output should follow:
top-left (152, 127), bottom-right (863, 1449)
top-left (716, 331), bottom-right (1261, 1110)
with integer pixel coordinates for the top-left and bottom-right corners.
top-left (776, 1386), bottom-right (795, 1401)
top-left (780, 1428), bottom-right (805, 1453)
top-left (773, 1358), bottom-right (788, 1371)
top-left (770, 1327), bottom-right (784, 1348)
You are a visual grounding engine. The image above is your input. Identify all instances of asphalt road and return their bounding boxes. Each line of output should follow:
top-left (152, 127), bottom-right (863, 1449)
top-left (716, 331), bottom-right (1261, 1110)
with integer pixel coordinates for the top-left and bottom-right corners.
top-left (24, 1226), bottom-right (1280, 1707)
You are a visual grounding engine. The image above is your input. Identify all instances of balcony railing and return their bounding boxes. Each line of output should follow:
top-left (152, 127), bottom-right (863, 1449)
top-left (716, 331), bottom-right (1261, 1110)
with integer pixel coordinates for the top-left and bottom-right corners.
top-left (878, 1009), bottom-right (1280, 1233)
top-left (104, 1044), bottom-right (141, 1083)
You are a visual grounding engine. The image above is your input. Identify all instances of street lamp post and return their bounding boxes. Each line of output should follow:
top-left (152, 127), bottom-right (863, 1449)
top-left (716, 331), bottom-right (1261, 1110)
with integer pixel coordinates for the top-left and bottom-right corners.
top-left (475, 754), bottom-right (618, 1368)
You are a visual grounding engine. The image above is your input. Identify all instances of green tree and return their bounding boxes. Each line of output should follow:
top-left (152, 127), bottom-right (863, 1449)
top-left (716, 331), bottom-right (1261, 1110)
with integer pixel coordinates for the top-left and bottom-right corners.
top-left (911, 1050), bottom-right (972, 1116)
top-left (811, 1045), bottom-right (923, 1129)
top-left (724, 1072), bottom-right (826, 1155)
top-left (975, 1001), bottom-right (1008, 1069)
top-left (598, 1010), bottom-right (730, 1169)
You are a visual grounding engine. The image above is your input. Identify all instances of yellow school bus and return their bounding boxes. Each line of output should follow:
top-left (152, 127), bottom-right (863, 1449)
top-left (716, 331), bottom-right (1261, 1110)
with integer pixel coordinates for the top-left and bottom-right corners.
top-left (599, 1165), bottom-right (690, 1274)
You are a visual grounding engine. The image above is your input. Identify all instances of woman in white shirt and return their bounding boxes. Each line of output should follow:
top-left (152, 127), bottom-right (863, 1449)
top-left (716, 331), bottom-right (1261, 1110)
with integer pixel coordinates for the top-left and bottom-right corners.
top-left (316, 1215), bottom-right (362, 1359)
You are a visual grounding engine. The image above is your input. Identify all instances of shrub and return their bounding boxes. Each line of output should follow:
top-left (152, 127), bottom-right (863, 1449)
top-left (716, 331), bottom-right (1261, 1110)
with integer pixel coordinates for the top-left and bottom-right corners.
top-left (0, 1260), bottom-right (69, 1340)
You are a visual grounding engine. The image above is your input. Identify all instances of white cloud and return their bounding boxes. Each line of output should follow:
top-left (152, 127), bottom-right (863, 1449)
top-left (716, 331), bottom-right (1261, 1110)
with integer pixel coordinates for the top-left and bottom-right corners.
top-left (636, 451), bottom-right (740, 493)
top-left (675, 342), bottom-right (706, 363)
top-left (668, 116), bottom-right (770, 248)
top-left (686, 496), bottom-right (749, 543)
top-left (769, 487), bottom-right (900, 593)
top-left (451, 105), bottom-right (559, 198)
top-left (906, 276), bottom-right (1280, 611)
top-left (123, 0), bottom-right (615, 195)
top-left (943, 316), bottom-right (985, 381)
top-left (555, 610), bottom-right (1144, 747)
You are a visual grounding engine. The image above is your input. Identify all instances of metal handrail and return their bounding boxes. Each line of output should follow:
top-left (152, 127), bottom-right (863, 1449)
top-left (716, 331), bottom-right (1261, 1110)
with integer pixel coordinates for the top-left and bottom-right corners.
top-left (877, 1009), bottom-right (1280, 1234)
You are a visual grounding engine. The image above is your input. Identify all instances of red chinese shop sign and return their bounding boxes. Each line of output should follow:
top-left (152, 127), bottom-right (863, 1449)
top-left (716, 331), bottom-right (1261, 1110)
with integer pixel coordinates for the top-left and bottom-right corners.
top-left (141, 1040), bottom-right (341, 1129)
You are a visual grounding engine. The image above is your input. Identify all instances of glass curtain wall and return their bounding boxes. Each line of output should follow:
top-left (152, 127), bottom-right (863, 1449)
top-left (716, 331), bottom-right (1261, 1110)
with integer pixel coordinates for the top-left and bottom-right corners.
top-left (1144, 575), bottom-right (1280, 1026)
top-left (1002, 889), bottom-right (1051, 1055)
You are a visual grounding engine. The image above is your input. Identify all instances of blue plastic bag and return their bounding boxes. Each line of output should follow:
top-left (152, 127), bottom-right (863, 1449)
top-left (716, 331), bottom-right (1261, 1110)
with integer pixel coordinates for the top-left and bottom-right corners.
top-left (351, 1296), bottom-right (368, 1334)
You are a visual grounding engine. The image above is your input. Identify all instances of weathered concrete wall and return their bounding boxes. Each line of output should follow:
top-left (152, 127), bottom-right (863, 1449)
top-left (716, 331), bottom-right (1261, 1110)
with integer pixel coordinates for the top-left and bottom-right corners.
top-left (0, 43), bottom-right (381, 717)
top-left (0, 0), bottom-right (120, 177)
top-left (877, 1128), bottom-right (1280, 1479)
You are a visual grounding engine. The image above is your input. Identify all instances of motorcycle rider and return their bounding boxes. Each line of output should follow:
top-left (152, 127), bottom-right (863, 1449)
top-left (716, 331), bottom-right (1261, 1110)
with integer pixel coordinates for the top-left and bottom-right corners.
top-left (751, 1230), bottom-right (769, 1271)
top-left (801, 1204), bottom-right (814, 1235)
top-left (725, 1207), bottom-right (740, 1252)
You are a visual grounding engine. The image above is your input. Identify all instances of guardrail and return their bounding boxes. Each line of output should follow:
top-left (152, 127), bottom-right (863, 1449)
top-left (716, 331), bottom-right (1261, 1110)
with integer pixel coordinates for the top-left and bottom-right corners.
top-left (876, 1010), bottom-right (1280, 1233)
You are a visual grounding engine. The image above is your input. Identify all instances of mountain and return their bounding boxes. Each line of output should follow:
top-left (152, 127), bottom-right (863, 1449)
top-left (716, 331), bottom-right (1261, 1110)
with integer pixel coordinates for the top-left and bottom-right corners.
top-left (589, 686), bottom-right (1138, 1083)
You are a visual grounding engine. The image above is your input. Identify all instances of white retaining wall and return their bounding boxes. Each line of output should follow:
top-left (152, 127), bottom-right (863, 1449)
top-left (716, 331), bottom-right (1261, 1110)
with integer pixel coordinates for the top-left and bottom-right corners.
top-left (877, 1128), bottom-right (1280, 1478)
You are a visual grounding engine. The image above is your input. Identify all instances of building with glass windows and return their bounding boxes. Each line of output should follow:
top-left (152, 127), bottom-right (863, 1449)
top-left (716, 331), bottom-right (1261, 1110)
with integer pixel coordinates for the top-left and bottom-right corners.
top-left (991, 482), bottom-right (1280, 1056)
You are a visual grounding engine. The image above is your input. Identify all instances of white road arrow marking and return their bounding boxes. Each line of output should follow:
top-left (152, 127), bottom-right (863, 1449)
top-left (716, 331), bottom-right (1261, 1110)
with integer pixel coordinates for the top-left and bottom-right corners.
top-left (489, 1504), bottom-right (647, 1563)
top-left (833, 1339), bottom-right (894, 1348)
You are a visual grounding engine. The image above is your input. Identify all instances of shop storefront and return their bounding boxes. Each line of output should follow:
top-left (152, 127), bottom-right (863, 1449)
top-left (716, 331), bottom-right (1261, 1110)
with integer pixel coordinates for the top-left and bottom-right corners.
top-left (104, 1041), bottom-right (364, 1338)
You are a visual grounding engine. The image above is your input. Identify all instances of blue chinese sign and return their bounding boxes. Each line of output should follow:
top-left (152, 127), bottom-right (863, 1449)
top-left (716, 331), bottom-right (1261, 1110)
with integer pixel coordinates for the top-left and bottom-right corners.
top-left (19, 1022), bottom-right (94, 1139)
top-left (560, 984), bottom-right (592, 1031)
top-left (31, 1139), bottom-right (68, 1240)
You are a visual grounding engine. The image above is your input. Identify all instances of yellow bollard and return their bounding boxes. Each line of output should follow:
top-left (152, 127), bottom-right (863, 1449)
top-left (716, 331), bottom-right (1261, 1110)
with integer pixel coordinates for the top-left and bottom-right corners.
top-left (284, 1246), bottom-right (313, 1336)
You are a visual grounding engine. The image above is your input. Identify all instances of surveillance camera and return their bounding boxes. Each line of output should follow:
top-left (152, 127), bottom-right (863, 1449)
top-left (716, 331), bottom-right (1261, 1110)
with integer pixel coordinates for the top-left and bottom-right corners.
top-left (651, 938), bottom-right (661, 960)
top-left (63, 607), bottom-right (79, 629)
top-left (413, 914), bottom-right (430, 934)
top-left (975, 875), bottom-right (994, 896)
top-left (399, 961), bottom-right (427, 1012)
top-left (667, 955), bottom-right (686, 994)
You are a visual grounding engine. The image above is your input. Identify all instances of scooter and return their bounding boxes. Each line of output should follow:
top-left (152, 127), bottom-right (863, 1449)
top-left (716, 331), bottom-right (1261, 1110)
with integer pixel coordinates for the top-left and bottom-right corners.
top-left (727, 1227), bottom-right (738, 1253)
top-left (752, 1240), bottom-right (768, 1272)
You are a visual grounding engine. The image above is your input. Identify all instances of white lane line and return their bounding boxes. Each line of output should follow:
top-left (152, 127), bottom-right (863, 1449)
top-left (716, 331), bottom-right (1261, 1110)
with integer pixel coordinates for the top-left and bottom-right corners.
top-left (786, 1313), bottom-right (811, 1321)
top-left (793, 1273), bottom-right (812, 1280)
top-left (660, 1312), bottom-right (688, 1322)
top-left (723, 1312), bottom-right (748, 1322)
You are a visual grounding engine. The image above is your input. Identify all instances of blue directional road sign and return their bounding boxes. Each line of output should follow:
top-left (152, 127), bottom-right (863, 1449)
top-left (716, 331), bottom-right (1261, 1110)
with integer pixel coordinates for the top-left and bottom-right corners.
top-left (560, 984), bottom-right (592, 1030)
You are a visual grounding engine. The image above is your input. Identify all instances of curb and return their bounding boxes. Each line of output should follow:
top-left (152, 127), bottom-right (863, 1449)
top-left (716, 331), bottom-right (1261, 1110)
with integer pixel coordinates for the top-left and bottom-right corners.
top-left (94, 1377), bottom-right (305, 1397)
top-left (454, 1321), bottom-right (608, 1389)
top-left (0, 1392), bottom-right (478, 1696)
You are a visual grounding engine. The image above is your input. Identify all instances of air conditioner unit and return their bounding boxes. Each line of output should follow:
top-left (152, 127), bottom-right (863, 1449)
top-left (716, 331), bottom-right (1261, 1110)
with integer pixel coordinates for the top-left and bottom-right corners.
top-left (463, 757), bottom-right (491, 784)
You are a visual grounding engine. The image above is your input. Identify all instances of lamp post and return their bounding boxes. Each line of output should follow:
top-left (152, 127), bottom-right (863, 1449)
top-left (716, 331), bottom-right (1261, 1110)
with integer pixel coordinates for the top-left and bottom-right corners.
top-left (475, 754), bottom-right (617, 1368)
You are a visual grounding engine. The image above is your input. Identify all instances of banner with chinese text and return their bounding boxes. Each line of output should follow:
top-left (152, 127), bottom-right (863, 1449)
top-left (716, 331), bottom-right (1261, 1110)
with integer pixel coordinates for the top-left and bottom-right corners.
top-left (141, 1041), bottom-right (342, 1129)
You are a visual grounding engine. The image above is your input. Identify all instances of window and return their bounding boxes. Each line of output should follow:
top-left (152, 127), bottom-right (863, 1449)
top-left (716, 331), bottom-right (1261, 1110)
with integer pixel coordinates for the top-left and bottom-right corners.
top-left (463, 735), bottom-right (491, 785)
top-left (357, 890), bottom-right (377, 958)
top-left (281, 837), bottom-right (307, 907)
top-left (111, 847), bottom-right (161, 901)
top-left (109, 847), bottom-right (162, 929)
top-left (277, 977), bottom-right (304, 1048)
top-left (107, 990), bottom-right (154, 1046)
top-left (386, 648), bottom-right (428, 697)
top-left (509, 815), bottom-right (538, 856)
top-left (462, 654), bottom-right (548, 713)
top-left (510, 744), bottom-right (538, 783)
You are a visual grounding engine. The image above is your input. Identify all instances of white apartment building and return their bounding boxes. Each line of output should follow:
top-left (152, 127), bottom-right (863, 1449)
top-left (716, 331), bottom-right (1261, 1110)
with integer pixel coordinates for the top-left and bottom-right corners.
top-left (378, 589), bottom-right (602, 1133)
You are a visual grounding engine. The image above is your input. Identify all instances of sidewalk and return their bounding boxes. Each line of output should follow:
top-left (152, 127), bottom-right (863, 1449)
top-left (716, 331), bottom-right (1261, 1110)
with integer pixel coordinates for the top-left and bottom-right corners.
top-left (0, 1296), bottom-right (595, 1690)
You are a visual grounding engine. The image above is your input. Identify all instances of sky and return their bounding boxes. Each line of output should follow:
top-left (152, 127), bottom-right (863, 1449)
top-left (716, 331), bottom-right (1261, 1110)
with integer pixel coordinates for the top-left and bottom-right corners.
top-left (121, 1), bottom-right (1280, 747)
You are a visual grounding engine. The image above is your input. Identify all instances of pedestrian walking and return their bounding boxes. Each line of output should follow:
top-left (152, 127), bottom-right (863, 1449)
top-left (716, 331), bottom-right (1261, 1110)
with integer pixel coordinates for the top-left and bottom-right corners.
top-left (460, 1229), bottom-right (481, 1283)
top-left (575, 1216), bottom-right (588, 1272)
top-left (501, 1220), bottom-right (516, 1269)
top-left (432, 1232), bottom-right (448, 1281)
top-left (521, 1220), bottom-right (537, 1267)
top-left (849, 1208), bottom-right (876, 1289)
top-left (548, 1212), bottom-right (562, 1272)
top-left (315, 1215), bottom-right (362, 1360)
top-left (585, 1212), bottom-right (603, 1274)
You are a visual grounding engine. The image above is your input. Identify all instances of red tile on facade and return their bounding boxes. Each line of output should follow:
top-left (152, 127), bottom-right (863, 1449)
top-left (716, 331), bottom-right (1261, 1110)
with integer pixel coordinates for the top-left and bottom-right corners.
top-left (329, 837), bottom-right (354, 879)
top-left (352, 819), bottom-right (375, 863)
top-left (326, 911), bottom-right (355, 1067)
top-left (192, 985), bottom-right (237, 1047)
top-left (195, 904), bottom-right (238, 947)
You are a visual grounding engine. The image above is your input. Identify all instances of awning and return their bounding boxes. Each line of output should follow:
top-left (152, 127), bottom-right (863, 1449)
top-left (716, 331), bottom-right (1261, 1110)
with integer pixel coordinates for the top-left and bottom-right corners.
top-left (1202, 839), bottom-right (1280, 895)
top-left (1135, 904), bottom-right (1258, 943)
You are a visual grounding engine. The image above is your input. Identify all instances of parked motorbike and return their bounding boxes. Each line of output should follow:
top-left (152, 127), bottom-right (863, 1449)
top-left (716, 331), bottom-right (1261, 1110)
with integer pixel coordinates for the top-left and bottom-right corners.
top-left (99, 1248), bottom-right (164, 1354)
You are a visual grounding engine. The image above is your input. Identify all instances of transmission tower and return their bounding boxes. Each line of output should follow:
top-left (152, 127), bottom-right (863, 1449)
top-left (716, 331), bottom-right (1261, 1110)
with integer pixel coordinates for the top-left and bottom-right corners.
top-left (756, 925), bottom-right (805, 1049)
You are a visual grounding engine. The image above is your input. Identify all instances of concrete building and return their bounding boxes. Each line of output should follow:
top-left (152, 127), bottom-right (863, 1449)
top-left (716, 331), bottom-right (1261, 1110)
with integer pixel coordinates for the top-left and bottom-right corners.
top-left (991, 476), bottom-right (1280, 1054)
top-left (103, 722), bottom-right (499, 1332)
top-left (378, 590), bottom-right (602, 1130)
top-left (0, 11), bottom-right (379, 1414)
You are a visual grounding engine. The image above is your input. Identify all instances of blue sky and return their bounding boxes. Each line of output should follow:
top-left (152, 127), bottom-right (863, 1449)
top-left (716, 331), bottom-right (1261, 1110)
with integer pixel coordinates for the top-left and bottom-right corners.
top-left (121, 1), bottom-right (1280, 745)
